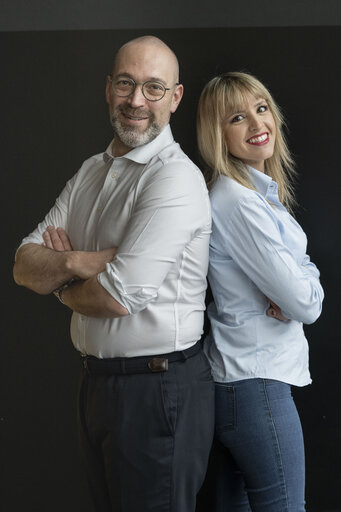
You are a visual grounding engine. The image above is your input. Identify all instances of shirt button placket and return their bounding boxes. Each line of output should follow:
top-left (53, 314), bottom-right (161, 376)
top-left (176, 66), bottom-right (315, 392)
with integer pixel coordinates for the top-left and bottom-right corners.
top-left (97, 161), bottom-right (120, 213)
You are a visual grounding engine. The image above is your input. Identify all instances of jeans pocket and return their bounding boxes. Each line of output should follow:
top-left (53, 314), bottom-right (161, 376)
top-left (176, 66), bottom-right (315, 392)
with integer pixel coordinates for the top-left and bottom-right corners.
top-left (215, 383), bottom-right (235, 433)
top-left (159, 370), bottom-right (178, 436)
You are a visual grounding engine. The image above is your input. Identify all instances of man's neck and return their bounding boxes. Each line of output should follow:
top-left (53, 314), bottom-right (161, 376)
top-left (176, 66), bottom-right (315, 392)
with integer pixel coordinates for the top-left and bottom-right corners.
top-left (112, 138), bottom-right (132, 158)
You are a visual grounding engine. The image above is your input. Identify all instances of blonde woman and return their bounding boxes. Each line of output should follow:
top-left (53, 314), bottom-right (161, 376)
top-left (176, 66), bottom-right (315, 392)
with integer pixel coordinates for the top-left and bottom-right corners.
top-left (197, 72), bottom-right (324, 511)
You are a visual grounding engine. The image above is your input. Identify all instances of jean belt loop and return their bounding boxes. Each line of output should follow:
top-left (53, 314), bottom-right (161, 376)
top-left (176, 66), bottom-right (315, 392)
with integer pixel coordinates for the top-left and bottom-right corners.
top-left (82, 355), bottom-right (91, 375)
top-left (180, 350), bottom-right (189, 360)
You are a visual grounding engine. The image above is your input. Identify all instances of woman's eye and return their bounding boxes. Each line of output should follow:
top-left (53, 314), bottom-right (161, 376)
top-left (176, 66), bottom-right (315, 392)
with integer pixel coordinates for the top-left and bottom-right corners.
top-left (258, 105), bottom-right (268, 113)
top-left (231, 114), bottom-right (244, 123)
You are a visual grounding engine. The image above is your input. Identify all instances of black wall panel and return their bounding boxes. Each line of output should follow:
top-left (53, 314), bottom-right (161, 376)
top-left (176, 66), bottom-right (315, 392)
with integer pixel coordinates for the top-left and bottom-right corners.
top-left (2, 27), bottom-right (340, 511)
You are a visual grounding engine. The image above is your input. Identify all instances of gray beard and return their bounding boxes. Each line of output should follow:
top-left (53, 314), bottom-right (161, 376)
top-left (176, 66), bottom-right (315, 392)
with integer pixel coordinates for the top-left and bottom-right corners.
top-left (111, 108), bottom-right (161, 149)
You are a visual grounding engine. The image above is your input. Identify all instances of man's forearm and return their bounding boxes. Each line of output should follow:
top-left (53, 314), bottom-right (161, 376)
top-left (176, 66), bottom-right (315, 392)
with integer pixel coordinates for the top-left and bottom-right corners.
top-left (13, 244), bottom-right (75, 295)
top-left (62, 275), bottom-right (129, 318)
top-left (14, 243), bottom-right (117, 295)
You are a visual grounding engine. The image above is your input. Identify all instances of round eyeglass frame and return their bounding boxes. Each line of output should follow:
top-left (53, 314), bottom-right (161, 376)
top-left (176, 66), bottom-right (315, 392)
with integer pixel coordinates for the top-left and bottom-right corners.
top-left (108, 76), bottom-right (179, 102)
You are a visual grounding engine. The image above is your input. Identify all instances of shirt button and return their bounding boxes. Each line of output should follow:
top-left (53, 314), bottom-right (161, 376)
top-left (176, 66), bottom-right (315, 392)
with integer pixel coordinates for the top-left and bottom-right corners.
top-left (97, 206), bottom-right (103, 212)
top-left (111, 172), bottom-right (118, 179)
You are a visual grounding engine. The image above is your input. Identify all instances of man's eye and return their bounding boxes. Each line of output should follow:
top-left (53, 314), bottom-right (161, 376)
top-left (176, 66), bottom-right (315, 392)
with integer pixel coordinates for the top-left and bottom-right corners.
top-left (147, 83), bottom-right (164, 91)
top-left (116, 79), bottom-right (132, 87)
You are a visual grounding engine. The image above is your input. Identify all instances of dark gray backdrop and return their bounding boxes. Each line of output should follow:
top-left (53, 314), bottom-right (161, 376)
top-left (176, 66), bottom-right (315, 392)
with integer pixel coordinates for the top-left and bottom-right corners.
top-left (1, 2), bottom-right (340, 511)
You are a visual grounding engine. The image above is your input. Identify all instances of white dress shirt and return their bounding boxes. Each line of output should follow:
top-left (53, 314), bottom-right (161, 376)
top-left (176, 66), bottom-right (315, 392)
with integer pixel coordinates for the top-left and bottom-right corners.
top-left (205, 167), bottom-right (324, 386)
top-left (20, 125), bottom-right (211, 358)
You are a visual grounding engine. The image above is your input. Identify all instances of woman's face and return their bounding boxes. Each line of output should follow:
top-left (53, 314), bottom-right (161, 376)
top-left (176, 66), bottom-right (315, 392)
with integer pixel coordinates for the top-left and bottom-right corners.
top-left (222, 91), bottom-right (276, 173)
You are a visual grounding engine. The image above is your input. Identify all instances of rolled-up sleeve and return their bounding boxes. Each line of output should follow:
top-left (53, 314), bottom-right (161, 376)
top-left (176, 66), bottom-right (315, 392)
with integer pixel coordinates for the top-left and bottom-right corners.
top-left (98, 162), bottom-right (210, 314)
top-left (225, 197), bottom-right (324, 324)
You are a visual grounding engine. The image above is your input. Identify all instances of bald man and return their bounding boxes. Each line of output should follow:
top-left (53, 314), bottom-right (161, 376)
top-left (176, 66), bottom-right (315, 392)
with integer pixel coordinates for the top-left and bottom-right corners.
top-left (13, 36), bottom-right (214, 512)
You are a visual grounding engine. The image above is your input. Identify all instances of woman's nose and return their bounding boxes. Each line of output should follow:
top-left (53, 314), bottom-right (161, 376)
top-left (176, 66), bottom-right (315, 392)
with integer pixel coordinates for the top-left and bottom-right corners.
top-left (249, 115), bottom-right (262, 132)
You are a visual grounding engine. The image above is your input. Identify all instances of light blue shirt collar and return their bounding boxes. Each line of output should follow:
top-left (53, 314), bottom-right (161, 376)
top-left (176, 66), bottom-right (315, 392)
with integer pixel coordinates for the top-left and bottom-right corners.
top-left (248, 166), bottom-right (280, 205)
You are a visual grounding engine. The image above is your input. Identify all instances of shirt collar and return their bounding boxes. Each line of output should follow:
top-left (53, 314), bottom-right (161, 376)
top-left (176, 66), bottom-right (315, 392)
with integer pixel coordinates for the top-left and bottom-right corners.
top-left (103, 124), bottom-right (174, 164)
top-left (248, 166), bottom-right (277, 200)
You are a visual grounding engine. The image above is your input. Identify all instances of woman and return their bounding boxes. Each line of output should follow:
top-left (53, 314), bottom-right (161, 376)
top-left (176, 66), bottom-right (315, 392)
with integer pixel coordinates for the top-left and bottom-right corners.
top-left (197, 72), bottom-right (324, 511)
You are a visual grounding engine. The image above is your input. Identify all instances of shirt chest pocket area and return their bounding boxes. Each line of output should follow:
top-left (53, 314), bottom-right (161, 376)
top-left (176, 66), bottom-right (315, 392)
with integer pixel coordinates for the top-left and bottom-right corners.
top-left (68, 190), bottom-right (134, 249)
top-left (96, 208), bottom-right (132, 248)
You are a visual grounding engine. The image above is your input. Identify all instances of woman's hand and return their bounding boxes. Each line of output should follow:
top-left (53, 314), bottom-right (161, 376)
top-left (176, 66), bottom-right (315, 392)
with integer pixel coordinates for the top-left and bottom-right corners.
top-left (266, 298), bottom-right (289, 321)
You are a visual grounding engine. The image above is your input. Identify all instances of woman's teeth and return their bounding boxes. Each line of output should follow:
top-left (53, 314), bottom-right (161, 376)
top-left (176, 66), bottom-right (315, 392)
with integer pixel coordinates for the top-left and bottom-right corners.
top-left (248, 133), bottom-right (268, 144)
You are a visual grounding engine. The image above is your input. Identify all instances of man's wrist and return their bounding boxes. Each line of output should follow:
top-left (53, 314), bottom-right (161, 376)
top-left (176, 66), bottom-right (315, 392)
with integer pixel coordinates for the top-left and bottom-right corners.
top-left (53, 280), bottom-right (74, 304)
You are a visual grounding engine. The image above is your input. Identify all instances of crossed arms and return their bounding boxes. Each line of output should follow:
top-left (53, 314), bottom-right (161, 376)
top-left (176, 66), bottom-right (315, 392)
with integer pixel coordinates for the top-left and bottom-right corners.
top-left (13, 226), bottom-right (128, 318)
top-left (14, 226), bottom-right (286, 321)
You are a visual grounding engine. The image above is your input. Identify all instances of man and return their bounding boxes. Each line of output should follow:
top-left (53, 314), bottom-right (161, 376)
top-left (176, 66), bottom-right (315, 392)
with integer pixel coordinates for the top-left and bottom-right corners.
top-left (13, 36), bottom-right (214, 512)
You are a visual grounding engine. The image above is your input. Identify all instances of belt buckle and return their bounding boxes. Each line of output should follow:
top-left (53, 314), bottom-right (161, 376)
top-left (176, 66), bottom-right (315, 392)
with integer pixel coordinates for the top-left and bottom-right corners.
top-left (148, 357), bottom-right (168, 373)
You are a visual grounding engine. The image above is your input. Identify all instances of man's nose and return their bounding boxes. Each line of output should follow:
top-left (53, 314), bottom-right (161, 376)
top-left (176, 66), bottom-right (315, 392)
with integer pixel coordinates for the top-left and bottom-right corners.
top-left (127, 84), bottom-right (146, 108)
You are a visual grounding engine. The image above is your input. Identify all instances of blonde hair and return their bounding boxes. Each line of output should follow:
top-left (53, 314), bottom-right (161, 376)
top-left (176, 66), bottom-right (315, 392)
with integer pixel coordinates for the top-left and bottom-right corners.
top-left (197, 72), bottom-right (296, 211)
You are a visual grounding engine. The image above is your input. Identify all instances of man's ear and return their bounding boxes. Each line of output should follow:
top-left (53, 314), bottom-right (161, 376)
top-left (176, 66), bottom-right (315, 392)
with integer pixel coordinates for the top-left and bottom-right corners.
top-left (105, 76), bottom-right (112, 105)
top-left (171, 84), bottom-right (184, 114)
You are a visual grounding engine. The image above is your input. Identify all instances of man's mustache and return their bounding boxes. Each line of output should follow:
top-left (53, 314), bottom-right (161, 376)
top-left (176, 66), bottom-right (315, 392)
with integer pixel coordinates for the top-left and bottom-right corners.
top-left (116, 105), bottom-right (153, 119)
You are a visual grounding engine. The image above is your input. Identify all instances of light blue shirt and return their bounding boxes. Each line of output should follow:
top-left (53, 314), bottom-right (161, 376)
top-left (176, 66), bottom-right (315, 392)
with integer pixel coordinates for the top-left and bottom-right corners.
top-left (205, 167), bottom-right (324, 386)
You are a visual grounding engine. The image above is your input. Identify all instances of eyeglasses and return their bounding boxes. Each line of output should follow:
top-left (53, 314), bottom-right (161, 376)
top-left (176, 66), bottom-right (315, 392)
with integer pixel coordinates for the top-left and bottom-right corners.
top-left (108, 75), bottom-right (179, 102)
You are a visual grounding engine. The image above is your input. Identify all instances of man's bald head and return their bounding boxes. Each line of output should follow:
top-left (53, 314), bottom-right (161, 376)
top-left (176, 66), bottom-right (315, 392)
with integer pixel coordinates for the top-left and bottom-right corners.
top-left (113, 36), bottom-right (180, 84)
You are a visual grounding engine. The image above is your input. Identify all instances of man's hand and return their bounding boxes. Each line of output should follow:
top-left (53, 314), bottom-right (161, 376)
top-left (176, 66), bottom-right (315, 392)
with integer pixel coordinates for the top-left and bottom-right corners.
top-left (43, 226), bottom-right (73, 251)
top-left (266, 298), bottom-right (289, 322)
top-left (69, 249), bottom-right (117, 280)
top-left (42, 226), bottom-right (117, 280)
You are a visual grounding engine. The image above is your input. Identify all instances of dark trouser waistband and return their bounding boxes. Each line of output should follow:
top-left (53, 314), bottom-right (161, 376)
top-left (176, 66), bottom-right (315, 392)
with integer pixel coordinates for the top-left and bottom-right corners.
top-left (82, 340), bottom-right (202, 376)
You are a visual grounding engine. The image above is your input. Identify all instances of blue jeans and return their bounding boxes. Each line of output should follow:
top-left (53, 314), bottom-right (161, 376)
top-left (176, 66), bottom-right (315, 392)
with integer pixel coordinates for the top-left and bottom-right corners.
top-left (214, 378), bottom-right (306, 512)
